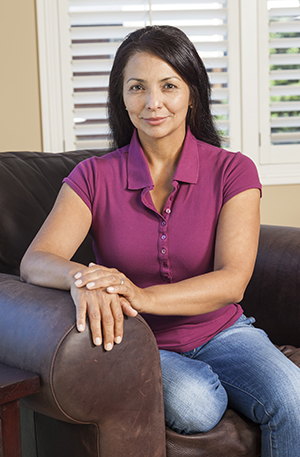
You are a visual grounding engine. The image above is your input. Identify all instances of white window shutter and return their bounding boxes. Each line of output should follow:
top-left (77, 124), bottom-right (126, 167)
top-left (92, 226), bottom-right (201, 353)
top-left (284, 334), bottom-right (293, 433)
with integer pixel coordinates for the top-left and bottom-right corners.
top-left (259, 0), bottom-right (300, 165)
top-left (68, 0), bottom-right (234, 150)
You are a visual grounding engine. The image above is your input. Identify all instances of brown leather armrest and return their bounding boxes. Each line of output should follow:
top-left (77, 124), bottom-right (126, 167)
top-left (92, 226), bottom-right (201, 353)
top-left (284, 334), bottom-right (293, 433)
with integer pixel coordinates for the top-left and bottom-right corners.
top-left (0, 273), bottom-right (166, 456)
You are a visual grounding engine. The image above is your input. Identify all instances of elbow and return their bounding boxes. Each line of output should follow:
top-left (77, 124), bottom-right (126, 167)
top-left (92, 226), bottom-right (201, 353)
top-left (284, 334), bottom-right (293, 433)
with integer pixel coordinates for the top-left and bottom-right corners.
top-left (231, 278), bottom-right (250, 304)
top-left (19, 248), bottom-right (37, 284)
top-left (19, 255), bottom-right (30, 283)
top-left (225, 273), bottom-right (249, 305)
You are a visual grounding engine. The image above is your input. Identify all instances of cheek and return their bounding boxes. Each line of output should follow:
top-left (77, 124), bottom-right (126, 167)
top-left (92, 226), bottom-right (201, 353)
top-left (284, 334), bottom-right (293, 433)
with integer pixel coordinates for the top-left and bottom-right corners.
top-left (125, 98), bottom-right (144, 121)
top-left (166, 91), bottom-right (190, 113)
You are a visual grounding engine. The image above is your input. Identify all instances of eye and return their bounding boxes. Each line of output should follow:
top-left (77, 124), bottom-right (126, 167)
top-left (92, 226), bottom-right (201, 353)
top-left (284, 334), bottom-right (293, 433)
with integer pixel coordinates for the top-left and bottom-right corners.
top-left (129, 84), bottom-right (144, 91)
top-left (164, 83), bottom-right (176, 90)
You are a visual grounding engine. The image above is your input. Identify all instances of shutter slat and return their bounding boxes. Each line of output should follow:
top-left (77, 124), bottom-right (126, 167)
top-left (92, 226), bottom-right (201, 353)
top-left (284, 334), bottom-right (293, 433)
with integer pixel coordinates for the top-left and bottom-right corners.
top-left (70, 7), bottom-right (228, 25)
top-left (73, 75), bottom-right (109, 89)
top-left (211, 88), bottom-right (229, 101)
top-left (270, 69), bottom-right (300, 81)
top-left (271, 101), bottom-right (300, 112)
top-left (271, 116), bottom-right (300, 128)
top-left (270, 37), bottom-right (300, 49)
top-left (71, 24), bottom-right (227, 41)
top-left (269, 7), bottom-right (300, 17)
top-left (75, 139), bottom-right (111, 150)
top-left (211, 103), bottom-right (229, 116)
top-left (74, 107), bottom-right (108, 121)
top-left (75, 123), bottom-right (110, 136)
top-left (270, 85), bottom-right (300, 97)
top-left (71, 26), bottom-right (135, 41)
top-left (269, 20), bottom-right (300, 33)
top-left (70, 0), bottom-right (227, 5)
top-left (72, 59), bottom-right (113, 73)
top-left (72, 42), bottom-right (120, 57)
top-left (271, 131), bottom-right (300, 143)
top-left (70, 11), bottom-right (149, 26)
top-left (270, 53), bottom-right (300, 66)
top-left (74, 91), bottom-right (108, 105)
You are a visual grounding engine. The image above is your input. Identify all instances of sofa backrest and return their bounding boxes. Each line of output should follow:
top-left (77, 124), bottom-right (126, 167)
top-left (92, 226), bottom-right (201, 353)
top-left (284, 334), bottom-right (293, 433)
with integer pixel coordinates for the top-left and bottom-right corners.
top-left (0, 149), bottom-right (106, 276)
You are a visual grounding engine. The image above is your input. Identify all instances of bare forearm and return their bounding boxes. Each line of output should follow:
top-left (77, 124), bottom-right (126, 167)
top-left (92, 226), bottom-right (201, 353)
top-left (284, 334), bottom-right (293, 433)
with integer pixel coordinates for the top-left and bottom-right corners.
top-left (143, 268), bottom-right (247, 316)
top-left (20, 250), bottom-right (85, 290)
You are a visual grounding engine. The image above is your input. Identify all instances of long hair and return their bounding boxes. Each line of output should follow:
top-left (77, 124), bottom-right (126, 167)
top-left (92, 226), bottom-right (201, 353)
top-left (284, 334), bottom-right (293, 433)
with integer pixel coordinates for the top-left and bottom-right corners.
top-left (108, 25), bottom-right (222, 149)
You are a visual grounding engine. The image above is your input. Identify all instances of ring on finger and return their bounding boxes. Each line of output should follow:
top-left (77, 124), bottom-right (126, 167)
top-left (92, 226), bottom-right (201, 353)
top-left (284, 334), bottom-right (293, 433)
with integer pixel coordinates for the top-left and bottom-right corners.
top-left (119, 276), bottom-right (124, 285)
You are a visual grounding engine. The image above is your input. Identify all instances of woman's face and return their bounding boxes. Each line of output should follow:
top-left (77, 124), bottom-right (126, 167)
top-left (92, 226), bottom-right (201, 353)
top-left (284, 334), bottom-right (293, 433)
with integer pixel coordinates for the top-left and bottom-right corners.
top-left (123, 52), bottom-right (191, 147)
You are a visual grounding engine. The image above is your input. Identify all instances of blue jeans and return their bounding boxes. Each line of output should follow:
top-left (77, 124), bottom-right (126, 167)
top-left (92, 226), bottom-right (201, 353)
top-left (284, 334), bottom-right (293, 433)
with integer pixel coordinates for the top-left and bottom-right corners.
top-left (159, 315), bottom-right (300, 457)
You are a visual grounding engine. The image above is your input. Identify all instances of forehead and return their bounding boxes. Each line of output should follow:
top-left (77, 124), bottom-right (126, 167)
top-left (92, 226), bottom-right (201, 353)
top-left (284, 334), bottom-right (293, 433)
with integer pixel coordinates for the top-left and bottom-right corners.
top-left (124, 52), bottom-right (180, 79)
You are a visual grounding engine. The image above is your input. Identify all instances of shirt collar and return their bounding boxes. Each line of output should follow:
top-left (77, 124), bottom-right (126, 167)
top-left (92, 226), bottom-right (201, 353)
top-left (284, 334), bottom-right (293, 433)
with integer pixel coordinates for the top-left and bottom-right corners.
top-left (127, 127), bottom-right (199, 190)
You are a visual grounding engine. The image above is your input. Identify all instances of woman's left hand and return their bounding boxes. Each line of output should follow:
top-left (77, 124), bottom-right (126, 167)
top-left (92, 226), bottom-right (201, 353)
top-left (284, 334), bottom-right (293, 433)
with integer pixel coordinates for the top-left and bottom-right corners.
top-left (74, 263), bottom-right (151, 315)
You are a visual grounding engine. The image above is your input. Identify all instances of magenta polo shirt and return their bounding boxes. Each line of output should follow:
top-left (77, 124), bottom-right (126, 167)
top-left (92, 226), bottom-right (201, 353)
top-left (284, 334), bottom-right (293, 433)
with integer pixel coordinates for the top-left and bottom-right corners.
top-left (64, 128), bottom-right (262, 353)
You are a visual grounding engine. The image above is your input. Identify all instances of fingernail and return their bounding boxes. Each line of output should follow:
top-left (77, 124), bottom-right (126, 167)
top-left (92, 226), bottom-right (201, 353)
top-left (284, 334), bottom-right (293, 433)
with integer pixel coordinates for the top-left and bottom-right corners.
top-left (78, 324), bottom-right (84, 332)
top-left (75, 279), bottom-right (82, 286)
top-left (89, 262), bottom-right (96, 267)
top-left (107, 286), bottom-right (114, 292)
top-left (106, 343), bottom-right (113, 351)
top-left (86, 282), bottom-right (95, 289)
top-left (116, 336), bottom-right (122, 344)
top-left (95, 337), bottom-right (101, 346)
top-left (74, 272), bottom-right (82, 279)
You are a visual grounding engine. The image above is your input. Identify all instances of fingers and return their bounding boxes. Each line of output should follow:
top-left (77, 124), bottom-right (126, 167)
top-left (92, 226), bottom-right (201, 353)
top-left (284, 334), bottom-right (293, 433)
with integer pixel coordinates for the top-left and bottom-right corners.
top-left (105, 294), bottom-right (124, 346)
top-left (74, 264), bottom-right (123, 290)
top-left (72, 285), bottom-right (125, 351)
top-left (120, 297), bottom-right (138, 317)
top-left (86, 292), bottom-right (102, 347)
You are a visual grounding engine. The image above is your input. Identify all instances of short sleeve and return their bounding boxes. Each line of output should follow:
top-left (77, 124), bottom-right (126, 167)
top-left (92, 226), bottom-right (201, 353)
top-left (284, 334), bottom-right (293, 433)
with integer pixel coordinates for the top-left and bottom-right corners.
top-left (63, 158), bottom-right (96, 212)
top-left (222, 152), bottom-right (262, 205)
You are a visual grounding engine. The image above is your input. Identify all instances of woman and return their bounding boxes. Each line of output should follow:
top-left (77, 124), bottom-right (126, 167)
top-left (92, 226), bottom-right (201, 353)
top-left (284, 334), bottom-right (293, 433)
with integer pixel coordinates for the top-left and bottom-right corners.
top-left (21, 26), bottom-right (300, 456)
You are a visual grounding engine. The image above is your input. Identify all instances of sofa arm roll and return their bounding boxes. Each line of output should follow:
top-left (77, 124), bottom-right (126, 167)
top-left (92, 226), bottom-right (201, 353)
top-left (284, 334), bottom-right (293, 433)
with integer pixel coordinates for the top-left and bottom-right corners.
top-left (0, 274), bottom-right (165, 434)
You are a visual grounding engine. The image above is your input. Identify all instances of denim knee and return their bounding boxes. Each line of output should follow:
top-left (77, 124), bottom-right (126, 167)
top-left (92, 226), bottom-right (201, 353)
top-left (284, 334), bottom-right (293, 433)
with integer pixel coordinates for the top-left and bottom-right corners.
top-left (160, 350), bottom-right (228, 435)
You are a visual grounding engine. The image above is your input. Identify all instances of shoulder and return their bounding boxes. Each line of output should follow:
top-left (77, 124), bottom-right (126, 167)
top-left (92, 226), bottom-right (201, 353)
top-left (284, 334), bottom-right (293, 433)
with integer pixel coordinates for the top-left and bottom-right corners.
top-left (190, 135), bottom-right (261, 202)
top-left (193, 137), bottom-right (258, 175)
top-left (69, 145), bottom-right (129, 180)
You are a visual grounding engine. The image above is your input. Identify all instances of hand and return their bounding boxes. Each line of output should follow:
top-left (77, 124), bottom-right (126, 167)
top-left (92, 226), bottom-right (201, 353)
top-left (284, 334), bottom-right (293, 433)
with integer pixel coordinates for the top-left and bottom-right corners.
top-left (71, 263), bottom-right (137, 351)
top-left (73, 263), bottom-right (152, 315)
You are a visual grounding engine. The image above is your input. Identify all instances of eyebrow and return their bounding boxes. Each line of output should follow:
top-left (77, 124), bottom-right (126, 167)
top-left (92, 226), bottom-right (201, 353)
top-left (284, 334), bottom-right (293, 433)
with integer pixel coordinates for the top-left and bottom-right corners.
top-left (125, 76), bottom-right (181, 84)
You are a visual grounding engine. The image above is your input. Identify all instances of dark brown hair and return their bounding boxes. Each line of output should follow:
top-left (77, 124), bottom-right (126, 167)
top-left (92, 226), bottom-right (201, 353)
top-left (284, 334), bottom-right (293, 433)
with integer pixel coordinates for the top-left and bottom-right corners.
top-left (108, 25), bottom-right (222, 149)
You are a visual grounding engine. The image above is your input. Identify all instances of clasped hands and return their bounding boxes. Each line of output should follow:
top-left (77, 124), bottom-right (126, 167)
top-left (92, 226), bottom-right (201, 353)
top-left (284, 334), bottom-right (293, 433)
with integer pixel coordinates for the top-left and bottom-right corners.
top-left (71, 262), bottom-right (147, 351)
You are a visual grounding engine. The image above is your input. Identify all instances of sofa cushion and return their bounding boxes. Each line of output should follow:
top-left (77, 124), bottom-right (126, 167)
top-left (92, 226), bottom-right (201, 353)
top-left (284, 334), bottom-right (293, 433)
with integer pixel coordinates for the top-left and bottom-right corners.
top-left (0, 150), bottom-right (106, 275)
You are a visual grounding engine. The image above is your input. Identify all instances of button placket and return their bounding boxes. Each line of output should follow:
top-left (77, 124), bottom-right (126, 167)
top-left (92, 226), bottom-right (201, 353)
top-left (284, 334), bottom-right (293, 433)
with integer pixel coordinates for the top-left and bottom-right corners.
top-left (157, 196), bottom-right (175, 282)
top-left (157, 183), bottom-right (180, 282)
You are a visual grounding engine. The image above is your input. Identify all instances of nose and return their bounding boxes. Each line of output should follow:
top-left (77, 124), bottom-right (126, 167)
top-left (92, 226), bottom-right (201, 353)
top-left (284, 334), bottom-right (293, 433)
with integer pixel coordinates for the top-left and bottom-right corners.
top-left (145, 87), bottom-right (162, 111)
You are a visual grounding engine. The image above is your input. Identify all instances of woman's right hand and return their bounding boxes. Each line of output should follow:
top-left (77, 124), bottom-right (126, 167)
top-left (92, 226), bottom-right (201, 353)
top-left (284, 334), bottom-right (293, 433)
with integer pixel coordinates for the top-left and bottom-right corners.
top-left (70, 280), bottom-right (137, 351)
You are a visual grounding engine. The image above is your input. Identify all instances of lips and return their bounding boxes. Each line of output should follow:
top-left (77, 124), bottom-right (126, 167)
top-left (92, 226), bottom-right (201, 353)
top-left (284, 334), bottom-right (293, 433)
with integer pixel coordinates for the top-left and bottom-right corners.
top-left (143, 117), bottom-right (167, 126)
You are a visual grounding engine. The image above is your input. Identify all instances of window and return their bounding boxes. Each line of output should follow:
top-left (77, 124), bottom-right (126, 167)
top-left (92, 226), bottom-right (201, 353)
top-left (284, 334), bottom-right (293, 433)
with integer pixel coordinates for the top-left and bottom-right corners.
top-left (258, 0), bottom-right (300, 181)
top-left (36, 0), bottom-right (300, 184)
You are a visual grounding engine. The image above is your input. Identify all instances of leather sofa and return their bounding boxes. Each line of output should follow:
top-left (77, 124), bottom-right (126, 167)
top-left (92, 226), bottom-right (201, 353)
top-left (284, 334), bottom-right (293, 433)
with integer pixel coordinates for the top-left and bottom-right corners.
top-left (0, 149), bottom-right (299, 457)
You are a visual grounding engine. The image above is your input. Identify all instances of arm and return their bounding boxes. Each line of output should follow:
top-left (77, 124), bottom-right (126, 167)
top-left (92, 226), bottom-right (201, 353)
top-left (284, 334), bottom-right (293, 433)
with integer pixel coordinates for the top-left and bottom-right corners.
top-left (79, 188), bottom-right (260, 316)
top-left (20, 183), bottom-right (92, 289)
top-left (20, 183), bottom-right (136, 351)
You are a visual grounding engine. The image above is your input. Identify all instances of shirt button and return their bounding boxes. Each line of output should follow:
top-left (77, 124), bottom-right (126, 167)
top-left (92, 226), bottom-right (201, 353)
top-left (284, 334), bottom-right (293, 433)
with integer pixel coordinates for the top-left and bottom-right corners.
top-left (161, 221), bottom-right (166, 226)
top-left (165, 208), bottom-right (171, 214)
top-left (161, 248), bottom-right (167, 255)
top-left (161, 235), bottom-right (166, 240)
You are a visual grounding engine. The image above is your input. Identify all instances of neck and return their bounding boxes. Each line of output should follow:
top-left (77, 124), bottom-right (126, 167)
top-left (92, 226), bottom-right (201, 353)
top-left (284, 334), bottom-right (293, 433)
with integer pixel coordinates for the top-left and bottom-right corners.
top-left (138, 130), bottom-right (186, 169)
